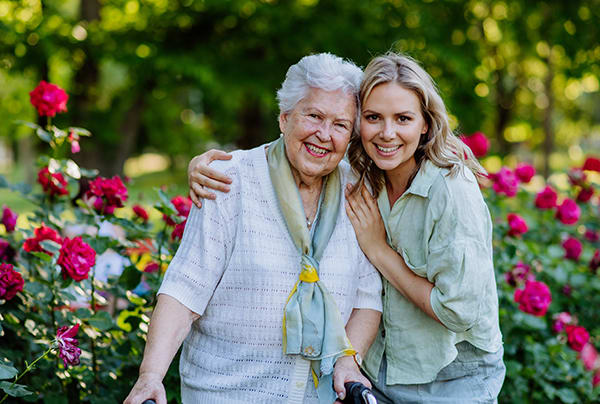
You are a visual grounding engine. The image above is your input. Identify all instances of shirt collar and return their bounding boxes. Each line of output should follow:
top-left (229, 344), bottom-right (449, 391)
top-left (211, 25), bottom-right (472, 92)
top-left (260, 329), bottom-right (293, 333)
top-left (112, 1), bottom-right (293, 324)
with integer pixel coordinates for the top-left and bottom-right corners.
top-left (404, 160), bottom-right (441, 198)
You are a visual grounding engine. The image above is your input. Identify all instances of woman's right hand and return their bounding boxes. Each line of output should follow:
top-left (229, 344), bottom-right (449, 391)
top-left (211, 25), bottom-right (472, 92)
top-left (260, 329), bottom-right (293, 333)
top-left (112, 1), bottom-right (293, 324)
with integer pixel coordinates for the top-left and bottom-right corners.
top-left (188, 149), bottom-right (233, 208)
top-left (123, 372), bottom-right (166, 404)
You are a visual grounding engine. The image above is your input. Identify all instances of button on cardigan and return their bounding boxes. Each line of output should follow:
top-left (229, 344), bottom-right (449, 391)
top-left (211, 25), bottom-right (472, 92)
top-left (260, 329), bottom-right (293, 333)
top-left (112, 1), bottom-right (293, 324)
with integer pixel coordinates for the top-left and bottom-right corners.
top-left (158, 145), bottom-right (383, 403)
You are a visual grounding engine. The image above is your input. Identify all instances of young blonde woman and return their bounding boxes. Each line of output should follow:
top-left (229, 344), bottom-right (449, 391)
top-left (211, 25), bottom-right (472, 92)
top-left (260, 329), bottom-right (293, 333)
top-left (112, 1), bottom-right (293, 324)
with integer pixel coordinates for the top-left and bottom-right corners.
top-left (189, 52), bottom-right (505, 403)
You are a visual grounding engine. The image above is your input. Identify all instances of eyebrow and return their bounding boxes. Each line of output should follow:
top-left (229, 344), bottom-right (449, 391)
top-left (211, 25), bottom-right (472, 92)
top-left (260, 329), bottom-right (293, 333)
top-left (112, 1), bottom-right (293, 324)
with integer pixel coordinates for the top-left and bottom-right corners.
top-left (362, 109), bottom-right (417, 116)
top-left (304, 107), bottom-right (353, 122)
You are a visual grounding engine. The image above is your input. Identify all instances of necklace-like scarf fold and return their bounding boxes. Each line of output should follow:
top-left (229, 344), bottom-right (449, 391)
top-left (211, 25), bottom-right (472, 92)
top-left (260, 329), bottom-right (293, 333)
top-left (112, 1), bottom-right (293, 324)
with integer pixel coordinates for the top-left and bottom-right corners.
top-left (267, 137), bottom-right (355, 403)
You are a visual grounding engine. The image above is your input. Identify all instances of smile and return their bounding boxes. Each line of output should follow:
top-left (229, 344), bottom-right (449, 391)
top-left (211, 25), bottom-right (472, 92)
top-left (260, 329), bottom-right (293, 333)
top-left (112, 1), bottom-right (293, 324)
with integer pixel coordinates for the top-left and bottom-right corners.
top-left (375, 144), bottom-right (401, 155)
top-left (304, 143), bottom-right (330, 157)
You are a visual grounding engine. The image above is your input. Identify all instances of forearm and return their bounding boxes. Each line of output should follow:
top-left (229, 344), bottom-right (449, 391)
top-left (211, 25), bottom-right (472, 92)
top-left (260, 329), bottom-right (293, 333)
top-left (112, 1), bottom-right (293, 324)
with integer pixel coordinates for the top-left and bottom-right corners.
top-left (138, 294), bottom-right (200, 380)
top-left (368, 244), bottom-right (441, 325)
top-left (344, 308), bottom-right (381, 357)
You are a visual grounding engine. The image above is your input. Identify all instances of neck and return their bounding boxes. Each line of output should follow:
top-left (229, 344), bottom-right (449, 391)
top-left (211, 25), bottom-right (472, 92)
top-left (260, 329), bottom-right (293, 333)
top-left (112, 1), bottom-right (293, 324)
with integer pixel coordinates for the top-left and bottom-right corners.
top-left (385, 157), bottom-right (417, 202)
top-left (290, 165), bottom-right (324, 193)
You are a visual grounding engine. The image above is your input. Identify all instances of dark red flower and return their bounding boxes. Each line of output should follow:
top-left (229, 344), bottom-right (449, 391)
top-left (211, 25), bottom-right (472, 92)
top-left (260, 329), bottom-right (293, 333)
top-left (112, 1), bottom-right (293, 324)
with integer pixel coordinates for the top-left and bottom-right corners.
top-left (504, 261), bottom-right (534, 287)
top-left (567, 168), bottom-right (587, 187)
top-left (566, 325), bottom-right (590, 352)
top-left (0, 239), bottom-right (16, 263)
top-left (0, 263), bottom-right (24, 301)
top-left (584, 229), bottom-right (599, 242)
top-left (577, 187), bottom-right (594, 203)
top-left (460, 131), bottom-right (490, 158)
top-left (163, 196), bottom-right (192, 226)
top-left (562, 237), bottom-right (582, 261)
top-left (534, 186), bottom-right (558, 209)
top-left (515, 163), bottom-right (535, 183)
top-left (1, 206), bottom-right (17, 232)
top-left (591, 250), bottom-right (600, 274)
top-left (143, 262), bottom-right (160, 273)
top-left (37, 167), bottom-right (69, 197)
top-left (594, 371), bottom-right (600, 388)
top-left (29, 81), bottom-right (69, 117)
top-left (507, 213), bottom-right (528, 237)
top-left (514, 280), bottom-right (552, 317)
top-left (57, 237), bottom-right (96, 282)
top-left (85, 176), bottom-right (128, 215)
top-left (583, 157), bottom-right (600, 172)
top-left (133, 205), bottom-right (149, 222)
top-left (172, 219), bottom-right (186, 240)
top-left (56, 324), bottom-right (81, 367)
top-left (23, 224), bottom-right (62, 255)
top-left (556, 198), bottom-right (581, 225)
top-left (491, 167), bottom-right (519, 197)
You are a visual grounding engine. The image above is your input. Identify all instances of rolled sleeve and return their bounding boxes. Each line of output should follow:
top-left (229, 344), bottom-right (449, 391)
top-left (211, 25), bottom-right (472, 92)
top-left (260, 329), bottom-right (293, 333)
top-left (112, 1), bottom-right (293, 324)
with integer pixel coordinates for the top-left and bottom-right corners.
top-left (353, 253), bottom-right (383, 312)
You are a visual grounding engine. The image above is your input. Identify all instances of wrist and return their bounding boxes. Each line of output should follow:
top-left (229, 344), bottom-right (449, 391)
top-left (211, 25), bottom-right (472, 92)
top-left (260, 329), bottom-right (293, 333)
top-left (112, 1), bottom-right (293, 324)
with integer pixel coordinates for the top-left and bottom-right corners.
top-left (335, 354), bottom-right (359, 370)
top-left (365, 242), bottom-right (393, 268)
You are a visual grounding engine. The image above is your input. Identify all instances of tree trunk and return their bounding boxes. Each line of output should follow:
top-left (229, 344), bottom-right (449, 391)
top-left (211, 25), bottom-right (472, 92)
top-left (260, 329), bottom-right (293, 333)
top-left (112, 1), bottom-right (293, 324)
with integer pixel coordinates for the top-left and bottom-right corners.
top-left (236, 96), bottom-right (265, 149)
top-left (542, 55), bottom-right (554, 179)
top-left (110, 95), bottom-right (145, 175)
top-left (494, 68), bottom-right (515, 156)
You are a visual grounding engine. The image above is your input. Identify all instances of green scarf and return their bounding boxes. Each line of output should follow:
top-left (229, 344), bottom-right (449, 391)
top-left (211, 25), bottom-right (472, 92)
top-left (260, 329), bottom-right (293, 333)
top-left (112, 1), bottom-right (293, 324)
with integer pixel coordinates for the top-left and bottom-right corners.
top-left (267, 137), bottom-right (355, 403)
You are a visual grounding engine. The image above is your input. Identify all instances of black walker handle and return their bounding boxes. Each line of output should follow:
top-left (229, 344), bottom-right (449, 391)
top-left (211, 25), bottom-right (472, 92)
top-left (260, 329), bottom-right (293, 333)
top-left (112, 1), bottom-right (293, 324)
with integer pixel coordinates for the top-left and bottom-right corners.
top-left (341, 381), bottom-right (378, 403)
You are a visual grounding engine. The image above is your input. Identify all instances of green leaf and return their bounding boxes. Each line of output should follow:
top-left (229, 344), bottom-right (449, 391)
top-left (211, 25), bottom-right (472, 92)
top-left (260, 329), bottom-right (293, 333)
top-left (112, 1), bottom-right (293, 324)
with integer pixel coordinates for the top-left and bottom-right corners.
top-left (0, 380), bottom-right (34, 397)
top-left (43, 393), bottom-right (69, 404)
top-left (0, 362), bottom-right (18, 380)
top-left (119, 265), bottom-right (142, 291)
top-left (126, 291), bottom-right (147, 306)
top-left (0, 175), bottom-right (7, 188)
top-left (39, 240), bottom-right (61, 256)
top-left (555, 387), bottom-right (579, 403)
top-left (88, 311), bottom-right (113, 331)
top-left (36, 127), bottom-right (53, 143)
top-left (30, 252), bottom-right (52, 262)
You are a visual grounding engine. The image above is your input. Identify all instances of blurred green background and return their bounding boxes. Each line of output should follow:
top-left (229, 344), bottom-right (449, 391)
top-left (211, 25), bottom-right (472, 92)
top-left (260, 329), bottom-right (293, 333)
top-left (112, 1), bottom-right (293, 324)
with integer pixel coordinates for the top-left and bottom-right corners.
top-left (1, 0), bottom-right (599, 207)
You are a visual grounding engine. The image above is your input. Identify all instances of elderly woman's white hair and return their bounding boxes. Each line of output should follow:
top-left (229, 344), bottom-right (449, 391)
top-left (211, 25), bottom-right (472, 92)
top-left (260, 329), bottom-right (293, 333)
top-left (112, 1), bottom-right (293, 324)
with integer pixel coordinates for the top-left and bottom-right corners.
top-left (276, 53), bottom-right (363, 114)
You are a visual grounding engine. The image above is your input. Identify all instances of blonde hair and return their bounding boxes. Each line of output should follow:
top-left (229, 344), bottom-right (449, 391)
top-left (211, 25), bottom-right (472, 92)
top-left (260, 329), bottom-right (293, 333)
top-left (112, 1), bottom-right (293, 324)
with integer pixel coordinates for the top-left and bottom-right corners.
top-left (348, 52), bottom-right (487, 197)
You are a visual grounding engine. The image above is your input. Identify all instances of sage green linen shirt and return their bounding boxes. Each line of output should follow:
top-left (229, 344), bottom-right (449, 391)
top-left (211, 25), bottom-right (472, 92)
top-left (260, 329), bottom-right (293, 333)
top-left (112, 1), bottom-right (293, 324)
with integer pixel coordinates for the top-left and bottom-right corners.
top-left (363, 160), bottom-right (503, 385)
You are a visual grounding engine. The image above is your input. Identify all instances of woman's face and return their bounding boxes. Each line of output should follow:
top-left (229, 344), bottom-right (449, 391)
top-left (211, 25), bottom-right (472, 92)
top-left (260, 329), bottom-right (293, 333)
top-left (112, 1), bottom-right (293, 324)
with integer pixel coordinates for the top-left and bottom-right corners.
top-left (279, 87), bottom-right (355, 182)
top-left (360, 82), bottom-right (428, 176)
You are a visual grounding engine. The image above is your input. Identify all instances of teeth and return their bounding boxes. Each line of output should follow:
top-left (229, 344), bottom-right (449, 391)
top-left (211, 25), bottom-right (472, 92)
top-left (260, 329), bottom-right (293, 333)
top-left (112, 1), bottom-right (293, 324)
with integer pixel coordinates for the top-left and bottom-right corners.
top-left (375, 144), bottom-right (400, 153)
top-left (306, 143), bottom-right (328, 155)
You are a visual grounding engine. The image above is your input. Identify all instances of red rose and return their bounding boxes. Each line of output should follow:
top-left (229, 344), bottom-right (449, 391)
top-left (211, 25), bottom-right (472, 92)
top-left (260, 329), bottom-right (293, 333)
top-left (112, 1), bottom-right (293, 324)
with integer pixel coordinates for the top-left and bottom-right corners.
top-left (163, 196), bottom-right (192, 226)
top-left (534, 186), bottom-right (558, 209)
top-left (57, 237), bottom-right (96, 282)
top-left (0, 263), bottom-right (24, 301)
top-left (23, 224), bottom-right (62, 255)
top-left (556, 198), bottom-right (581, 225)
top-left (37, 167), bottom-right (69, 197)
top-left (172, 219), bottom-right (187, 240)
top-left (0, 239), bottom-right (16, 263)
top-left (594, 371), bottom-right (600, 388)
top-left (460, 131), bottom-right (490, 158)
top-left (591, 250), bottom-right (600, 274)
top-left (580, 343), bottom-right (598, 371)
top-left (491, 167), bottom-right (519, 197)
top-left (562, 237), bottom-right (582, 261)
top-left (584, 229), bottom-right (599, 242)
top-left (515, 163), bottom-right (535, 183)
top-left (577, 187), bottom-right (594, 203)
top-left (1, 206), bottom-right (17, 232)
top-left (513, 280), bottom-right (552, 317)
top-left (507, 213), bottom-right (528, 237)
top-left (567, 168), bottom-right (587, 186)
top-left (133, 205), bottom-right (149, 222)
top-left (504, 261), bottom-right (534, 287)
top-left (56, 324), bottom-right (81, 368)
top-left (552, 312), bottom-right (573, 333)
top-left (583, 157), bottom-right (600, 172)
top-left (143, 262), bottom-right (160, 273)
top-left (85, 176), bottom-right (128, 215)
top-left (29, 81), bottom-right (69, 117)
top-left (565, 325), bottom-right (590, 352)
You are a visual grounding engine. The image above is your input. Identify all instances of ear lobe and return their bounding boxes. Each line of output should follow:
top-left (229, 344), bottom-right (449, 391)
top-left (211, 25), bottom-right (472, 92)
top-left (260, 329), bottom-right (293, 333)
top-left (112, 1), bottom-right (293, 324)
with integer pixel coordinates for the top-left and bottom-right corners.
top-left (278, 113), bottom-right (288, 133)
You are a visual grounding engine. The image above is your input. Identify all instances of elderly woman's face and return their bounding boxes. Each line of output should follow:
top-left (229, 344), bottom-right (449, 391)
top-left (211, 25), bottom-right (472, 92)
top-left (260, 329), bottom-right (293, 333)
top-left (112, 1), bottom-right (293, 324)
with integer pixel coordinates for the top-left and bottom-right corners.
top-left (279, 87), bottom-right (356, 181)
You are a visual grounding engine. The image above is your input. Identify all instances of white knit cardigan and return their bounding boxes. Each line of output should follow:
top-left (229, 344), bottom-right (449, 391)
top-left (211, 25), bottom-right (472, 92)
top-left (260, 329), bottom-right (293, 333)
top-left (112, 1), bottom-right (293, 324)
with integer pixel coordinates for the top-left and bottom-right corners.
top-left (158, 145), bottom-right (383, 404)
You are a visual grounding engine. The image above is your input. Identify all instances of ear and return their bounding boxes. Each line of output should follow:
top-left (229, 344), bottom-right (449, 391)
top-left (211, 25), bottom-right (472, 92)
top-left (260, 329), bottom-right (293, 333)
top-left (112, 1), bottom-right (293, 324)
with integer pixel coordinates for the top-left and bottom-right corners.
top-left (421, 122), bottom-right (429, 135)
top-left (278, 112), bottom-right (289, 134)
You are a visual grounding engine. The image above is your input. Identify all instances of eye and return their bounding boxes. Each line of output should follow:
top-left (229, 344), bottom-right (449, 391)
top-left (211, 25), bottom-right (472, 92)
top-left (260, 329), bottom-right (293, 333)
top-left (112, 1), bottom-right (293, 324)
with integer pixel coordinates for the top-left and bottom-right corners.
top-left (398, 115), bottom-right (411, 122)
top-left (364, 114), bottom-right (379, 122)
top-left (335, 122), bottom-right (349, 130)
top-left (307, 113), bottom-right (321, 120)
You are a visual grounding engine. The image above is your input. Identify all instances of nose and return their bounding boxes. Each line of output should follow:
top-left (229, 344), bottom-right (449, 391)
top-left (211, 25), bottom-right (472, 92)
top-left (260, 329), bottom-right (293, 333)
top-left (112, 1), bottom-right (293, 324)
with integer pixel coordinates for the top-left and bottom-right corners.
top-left (315, 121), bottom-right (333, 142)
top-left (379, 121), bottom-right (395, 142)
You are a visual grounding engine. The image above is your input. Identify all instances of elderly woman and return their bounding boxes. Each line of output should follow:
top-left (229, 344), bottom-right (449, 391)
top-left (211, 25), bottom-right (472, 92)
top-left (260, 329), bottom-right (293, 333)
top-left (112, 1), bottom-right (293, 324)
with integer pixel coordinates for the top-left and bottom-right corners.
top-left (124, 53), bottom-right (382, 404)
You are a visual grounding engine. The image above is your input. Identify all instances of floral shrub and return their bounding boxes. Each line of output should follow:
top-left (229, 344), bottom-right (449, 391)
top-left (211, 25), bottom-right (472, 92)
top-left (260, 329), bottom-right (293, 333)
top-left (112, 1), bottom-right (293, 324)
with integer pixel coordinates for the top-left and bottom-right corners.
top-left (0, 86), bottom-right (599, 403)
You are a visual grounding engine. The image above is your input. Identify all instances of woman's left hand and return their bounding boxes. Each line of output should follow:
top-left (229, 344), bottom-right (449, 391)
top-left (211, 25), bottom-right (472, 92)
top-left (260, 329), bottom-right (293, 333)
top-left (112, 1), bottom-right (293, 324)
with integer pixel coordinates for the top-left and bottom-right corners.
top-left (345, 184), bottom-right (387, 260)
top-left (333, 355), bottom-right (371, 402)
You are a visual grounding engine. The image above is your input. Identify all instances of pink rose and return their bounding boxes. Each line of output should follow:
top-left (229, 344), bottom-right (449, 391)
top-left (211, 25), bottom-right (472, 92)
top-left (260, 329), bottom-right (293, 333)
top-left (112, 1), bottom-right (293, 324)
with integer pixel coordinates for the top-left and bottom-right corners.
top-left (504, 261), bottom-right (535, 287)
top-left (85, 176), bottom-right (128, 215)
top-left (172, 219), bottom-right (187, 240)
top-left (0, 239), bottom-right (15, 263)
top-left (57, 237), bottom-right (96, 282)
top-left (143, 262), bottom-right (160, 273)
top-left (23, 224), bottom-right (62, 255)
top-left (507, 213), bottom-right (528, 237)
top-left (552, 312), bottom-right (573, 333)
top-left (583, 156), bottom-right (600, 172)
top-left (562, 237), bottom-right (582, 261)
top-left (56, 324), bottom-right (81, 367)
top-left (577, 187), bottom-right (594, 203)
top-left (556, 198), bottom-right (581, 225)
top-left (535, 186), bottom-right (558, 209)
top-left (1, 206), bottom-right (17, 232)
top-left (584, 229), bottom-right (599, 242)
top-left (514, 280), bottom-right (552, 317)
top-left (37, 166), bottom-right (69, 197)
top-left (29, 80), bottom-right (68, 117)
top-left (580, 343), bottom-right (598, 371)
top-left (491, 167), bottom-right (519, 197)
top-left (591, 250), bottom-right (600, 274)
top-left (515, 163), bottom-right (535, 183)
top-left (460, 131), bottom-right (490, 158)
top-left (163, 195), bottom-right (192, 226)
top-left (133, 205), bottom-right (149, 222)
top-left (0, 263), bottom-right (24, 301)
top-left (566, 325), bottom-right (590, 352)
top-left (568, 168), bottom-right (587, 186)
top-left (68, 131), bottom-right (80, 154)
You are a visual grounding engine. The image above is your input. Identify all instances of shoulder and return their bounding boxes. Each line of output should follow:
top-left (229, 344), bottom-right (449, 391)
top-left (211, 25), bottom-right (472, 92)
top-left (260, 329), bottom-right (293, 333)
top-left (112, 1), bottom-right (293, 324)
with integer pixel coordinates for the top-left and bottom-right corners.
top-left (429, 162), bottom-right (483, 207)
